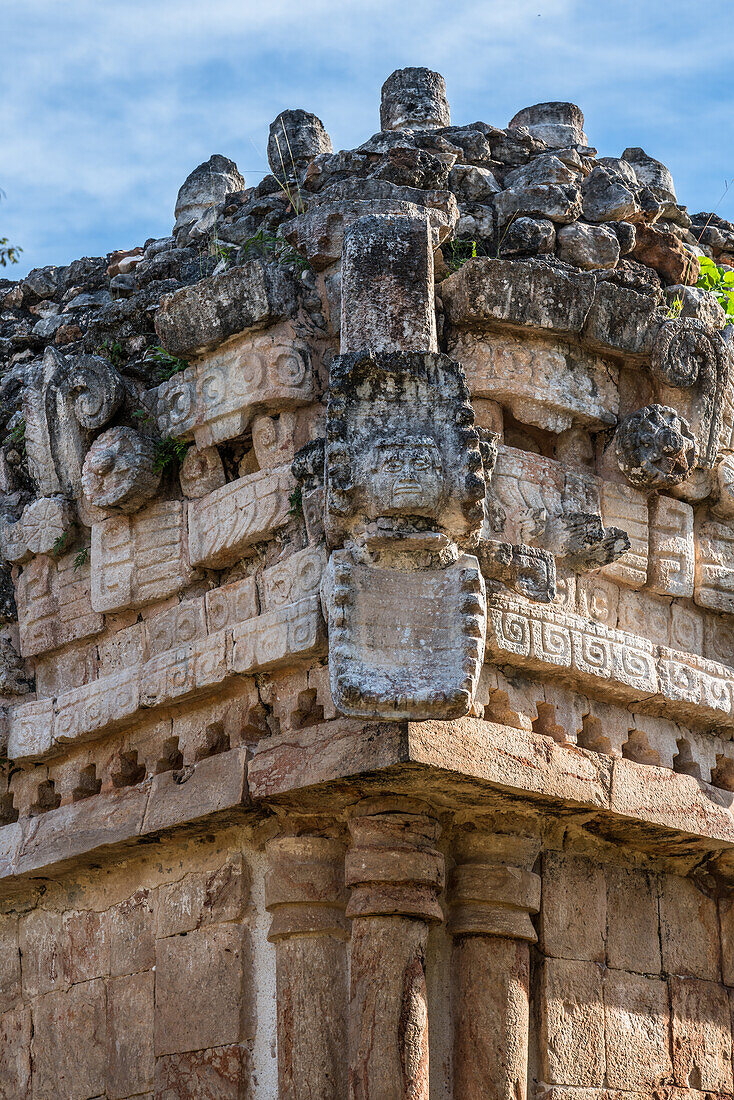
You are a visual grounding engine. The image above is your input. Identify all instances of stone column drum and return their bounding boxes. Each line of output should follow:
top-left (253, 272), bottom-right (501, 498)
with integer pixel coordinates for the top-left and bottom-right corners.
top-left (345, 798), bottom-right (445, 1100)
top-left (448, 833), bottom-right (541, 1100)
top-left (265, 836), bottom-right (349, 1100)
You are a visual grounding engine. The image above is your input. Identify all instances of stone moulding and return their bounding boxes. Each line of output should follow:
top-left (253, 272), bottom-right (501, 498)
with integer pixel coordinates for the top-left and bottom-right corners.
top-left (485, 590), bottom-right (734, 730)
top-left (155, 327), bottom-right (317, 448)
top-left (7, 594), bottom-right (326, 763)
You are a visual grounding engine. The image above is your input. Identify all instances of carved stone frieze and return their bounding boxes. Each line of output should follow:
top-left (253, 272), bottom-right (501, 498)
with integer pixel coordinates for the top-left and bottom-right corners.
top-left (187, 465), bottom-right (294, 569)
top-left (156, 325), bottom-right (316, 448)
top-left (15, 552), bottom-right (103, 657)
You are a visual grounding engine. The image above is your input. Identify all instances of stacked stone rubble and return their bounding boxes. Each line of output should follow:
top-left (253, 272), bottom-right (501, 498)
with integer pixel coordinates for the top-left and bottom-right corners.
top-left (1, 65), bottom-right (734, 1098)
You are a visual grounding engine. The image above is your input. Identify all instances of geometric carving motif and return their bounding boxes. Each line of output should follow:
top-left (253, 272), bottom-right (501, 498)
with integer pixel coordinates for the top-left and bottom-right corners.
top-left (156, 327), bottom-right (316, 448)
top-left (324, 550), bottom-right (486, 720)
top-left (647, 495), bottom-right (695, 597)
top-left (15, 553), bottom-right (104, 657)
top-left (694, 517), bottom-right (734, 615)
top-left (91, 500), bottom-right (196, 613)
top-left (600, 481), bottom-right (649, 589)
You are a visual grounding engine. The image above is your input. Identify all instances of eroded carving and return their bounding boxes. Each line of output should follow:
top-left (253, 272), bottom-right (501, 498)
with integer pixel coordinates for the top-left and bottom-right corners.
top-left (82, 427), bottom-right (160, 513)
top-left (615, 404), bottom-right (696, 491)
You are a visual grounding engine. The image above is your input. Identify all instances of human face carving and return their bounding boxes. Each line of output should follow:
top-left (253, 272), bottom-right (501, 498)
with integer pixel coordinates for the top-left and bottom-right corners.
top-left (365, 436), bottom-right (444, 517)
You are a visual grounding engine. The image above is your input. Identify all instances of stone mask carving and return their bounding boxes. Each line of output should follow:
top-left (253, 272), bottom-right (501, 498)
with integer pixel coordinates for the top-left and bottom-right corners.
top-left (364, 435), bottom-right (445, 518)
top-left (82, 427), bottom-right (160, 513)
top-left (615, 404), bottom-right (696, 490)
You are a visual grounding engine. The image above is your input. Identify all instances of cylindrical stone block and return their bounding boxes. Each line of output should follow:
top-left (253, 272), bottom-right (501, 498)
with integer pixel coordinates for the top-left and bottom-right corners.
top-left (266, 836), bottom-right (348, 1100)
top-left (346, 799), bottom-right (444, 1100)
top-left (449, 832), bottom-right (541, 1100)
top-left (380, 67), bottom-right (451, 132)
top-left (340, 214), bottom-right (437, 355)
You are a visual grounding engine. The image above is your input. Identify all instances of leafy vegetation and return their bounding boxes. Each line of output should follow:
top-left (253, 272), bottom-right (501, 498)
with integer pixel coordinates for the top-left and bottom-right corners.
top-left (144, 345), bottom-right (189, 382)
top-left (73, 546), bottom-right (89, 572)
top-left (153, 437), bottom-right (191, 473)
top-left (8, 417), bottom-right (25, 454)
top-left (696, 255), bottom-right (734, 323)
top-left (241, 228), bottom-right (310, 271)
top-left (52, 532), bottom-right (69, 558)
top-left (288, 486), bottom-right (303, 517)
top-left (0, 238), bottom-right (21, 266)
top-left (271, 118), bottom-right (306, 216)
top-left (95, 338), bottom-right (126, 369)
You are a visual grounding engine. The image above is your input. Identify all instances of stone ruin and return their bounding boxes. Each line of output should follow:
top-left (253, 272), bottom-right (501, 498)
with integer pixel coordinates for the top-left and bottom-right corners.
top-left (1, 64), bottom-right (734, 1098)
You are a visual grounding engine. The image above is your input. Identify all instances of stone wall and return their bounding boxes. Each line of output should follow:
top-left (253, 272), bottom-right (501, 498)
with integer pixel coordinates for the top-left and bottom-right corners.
top-left (1, 65), bottom-right (734, 1098)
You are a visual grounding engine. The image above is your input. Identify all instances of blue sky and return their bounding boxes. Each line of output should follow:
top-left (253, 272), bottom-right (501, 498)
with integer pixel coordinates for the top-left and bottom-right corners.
top-left (3, 0), bottom-right (734, 278)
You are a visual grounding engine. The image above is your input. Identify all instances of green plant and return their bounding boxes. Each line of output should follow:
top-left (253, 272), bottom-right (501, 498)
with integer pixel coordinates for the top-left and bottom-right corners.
top-left (73, 547), bottom-right (89, 572)
top-left (496, 211), bottom-right (519, 258)
top-left (95, 338), bottom-right (125, 369)
top-left (8, 417), bottom-right (25, 454)
top-left (153, 437), bottom-right (191, 473)
top-left (696, 255), bottom-right (734, 323)
top-left (444, 239), bottom-right (479, 274)
top-left (212, 240), bottom-right (234, 268)
top-left (288, 486), bottom-right (303, 516)
top-left (144, 345), bottom-right (189, 382)
top-left (0, 238), bottom-right (21, 266)
top-left (666, 292), bottom-right (684, 320)
top-left (52, 532), bottom-right (69, 558)
top-left (241, 228), bottom-right (310, 271)
top-left (132, 408), bottom-right (155, 426)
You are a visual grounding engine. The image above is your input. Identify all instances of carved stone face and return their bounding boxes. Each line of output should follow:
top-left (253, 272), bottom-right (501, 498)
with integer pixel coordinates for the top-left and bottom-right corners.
top-left (615, 404), bottom-right (696, 490)
top-left (364, 436), bottom-right (444, 517)
top-left (82, 427), bottom-right (160, 513)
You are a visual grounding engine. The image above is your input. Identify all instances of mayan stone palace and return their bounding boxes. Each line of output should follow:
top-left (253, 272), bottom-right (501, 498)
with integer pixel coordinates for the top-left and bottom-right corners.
top-left (2, 65), bottom-right (734, 1098)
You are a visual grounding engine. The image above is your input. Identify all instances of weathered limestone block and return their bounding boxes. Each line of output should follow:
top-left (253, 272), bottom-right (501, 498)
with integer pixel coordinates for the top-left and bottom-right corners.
top-left (81, 426), bottom-right (160, 513)
top-left (600, 481), bottom-right (649, 588)
top-left (173, 153), bottom-right (245, 231)
top-left (0, 1005), bottom-right (31, 1099)
top-left (325, 551), bottom-right (485, 720)
top-left (204, 575), bottom-right (259, 633)
top-left (340, 214), bottom-right (437, 354)
top-left (188, 464), bottom-right (294, 569)
top-left (603, 970), bottom-right (672, 1091)
top-left (509, 101), bottom-right (587, 146)
top-left (268, 108), bottom-right (332, 183)
top-left (156, 324), bottom-right (316, 446)
top-left (651, 317), bottom-right (730, 470)
top-left (7, 698), bottom-right (54, 761)
top-left (713, 452), bottom-right (734, 518)
top-left (540, 958), bottom-right (605, 1087)
top-left (326, 351), bottom-right (485, 544)
top-left (54, 666), bottom-right (140, 746)
top-left (91, 499), bottom-right (195, 612)
top-left (556, 223), bottom-right (620, 270)
top-left (140, 632), bottom-right (228, 709)
top-left (157, 856), bottom-right (248, 937)
top-left (476, 540), bottom-right (556, 603)
top-left (106, 971), bottom-right (155, 1099)
top-left (154, 924), bottom-right (254, 1055)
top-left (694, 515), bottom-right (734, 614)
top-left (615, 404), bottom-right (697, 491)
top-left (231, 595), bottom-right (326, 673)
top-left (623, 145), bottom-right (677, 199)
top-left (251, 411), bottom-right (298, 469)
top-left (659, 874), bottom-right (721, 980)
top-left (647, 494), bottom-right (695, 596)
top-left (449, 834), bottom-right (540, 1100)
top-left (155, 259), bottom-right (298, 358)
top-left (16, 551), bottom-right (103, 656)
top-left (346, 800), bottom-right (444, 1100)
top-left (282, 179), bottom-right (458, 270)
top-left (380, 66), bottom-right (450, 131)
top-left (20, 495), bottom-right (75, 557)
top-left (31, 979), bottom-right (107, 1099)
top-left (540, 853), bottom-right (605, 963)
top-left (0, 513), bottom-right (30, 565)
top-left (605, 865), bottom-right (661, 974)
top-left (670, 976), bottom-right (733, 1092)
top-left (656, 647), bottom-right (734, 727)
top-left (178, 444), bottom-right (226, 498)
top-left (266, 836), bottom-right (348, 1100)
top-left (146, 597), bottom-right (208, 656)
top-left (582, 279), bottom-right (661, 359)
top-left (441, 258), bottom-right (597, 337)
top-left (450, 330), bottom-right (619, 432)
